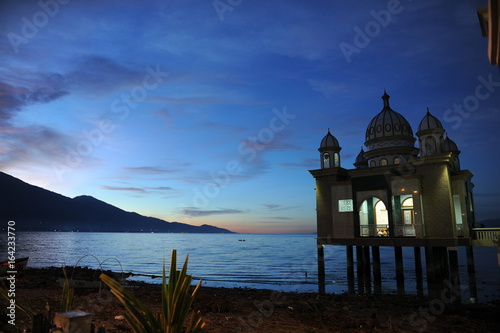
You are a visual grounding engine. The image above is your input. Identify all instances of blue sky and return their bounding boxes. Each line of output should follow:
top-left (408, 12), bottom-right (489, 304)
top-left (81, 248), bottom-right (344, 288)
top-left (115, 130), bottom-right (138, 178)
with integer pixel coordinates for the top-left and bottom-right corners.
top-left (1, 0), bottom-right (499, 233)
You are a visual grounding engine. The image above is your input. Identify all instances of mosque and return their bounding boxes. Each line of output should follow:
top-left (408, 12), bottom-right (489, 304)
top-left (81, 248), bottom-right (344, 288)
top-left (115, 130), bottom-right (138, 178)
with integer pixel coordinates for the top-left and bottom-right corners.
top-left (309, 91), bottom-right (481, 300)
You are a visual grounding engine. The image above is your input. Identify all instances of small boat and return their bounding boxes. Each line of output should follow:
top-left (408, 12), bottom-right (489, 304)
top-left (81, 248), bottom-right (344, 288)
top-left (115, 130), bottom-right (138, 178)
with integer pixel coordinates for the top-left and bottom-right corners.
top-left (0, 257), bottom-right (29, 276)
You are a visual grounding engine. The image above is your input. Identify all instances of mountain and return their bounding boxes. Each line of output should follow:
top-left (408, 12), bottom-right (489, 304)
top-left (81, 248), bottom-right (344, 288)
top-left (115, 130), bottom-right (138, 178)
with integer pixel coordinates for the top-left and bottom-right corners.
top-left (0, 172), bottom-right (234, 233)
top-left (477, 218), bottom-right (500, 228)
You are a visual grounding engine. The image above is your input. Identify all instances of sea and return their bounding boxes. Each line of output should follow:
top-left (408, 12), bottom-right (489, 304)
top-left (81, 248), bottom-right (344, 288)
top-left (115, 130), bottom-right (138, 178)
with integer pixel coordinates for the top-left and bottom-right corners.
top-left (2, 232), bottom-right (499, 301)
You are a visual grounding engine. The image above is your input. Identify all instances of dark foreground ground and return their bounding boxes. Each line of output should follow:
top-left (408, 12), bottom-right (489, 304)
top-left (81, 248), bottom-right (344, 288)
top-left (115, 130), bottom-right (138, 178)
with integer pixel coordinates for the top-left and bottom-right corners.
top-left (1, 267), bottom-right (499, 332)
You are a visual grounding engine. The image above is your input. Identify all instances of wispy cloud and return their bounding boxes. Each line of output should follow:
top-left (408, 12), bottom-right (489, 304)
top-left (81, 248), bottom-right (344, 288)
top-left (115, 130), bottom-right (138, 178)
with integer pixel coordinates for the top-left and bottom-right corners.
top-left (123, 166), bottom-right (181, 175)
top-left (181, 207), bottom-right (243, 217)
top-left (100, 185), bottom-right (174, 194)
top-left (67, 55), bottom-right (144, 94)
top-left (277, 158), bottom-right (317, 169)
top-left (101, 186), bottom-right (147, 193)
top-left (0, 78), bottom-right (68, 118)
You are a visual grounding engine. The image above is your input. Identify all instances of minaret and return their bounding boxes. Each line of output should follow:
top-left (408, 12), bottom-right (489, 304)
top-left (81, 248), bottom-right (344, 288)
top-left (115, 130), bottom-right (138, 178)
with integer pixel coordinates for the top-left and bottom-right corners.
top-left (442, 133), bottom-right (461, 170)
top-left (319, 129), bottom-right (341, 168)
top-left (416, 108), bottom-right (445, 157)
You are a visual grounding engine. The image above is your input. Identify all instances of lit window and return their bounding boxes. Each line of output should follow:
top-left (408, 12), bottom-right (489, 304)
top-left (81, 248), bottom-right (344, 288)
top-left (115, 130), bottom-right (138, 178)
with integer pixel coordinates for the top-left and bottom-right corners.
top-left (394, 157), bottom-right (401, 164)
top-left (370, 160), bottom-right (376, 167)
top-left (380, 158), bottom-right (388, 166)
top-left (333, 152), bottom-right (340, 167)
top-left (402, 198), bottom-right (414, 207)
top-left (338, 199), bottom-right (353, 212)
top-left (323, 153), bottom-right (330, 168)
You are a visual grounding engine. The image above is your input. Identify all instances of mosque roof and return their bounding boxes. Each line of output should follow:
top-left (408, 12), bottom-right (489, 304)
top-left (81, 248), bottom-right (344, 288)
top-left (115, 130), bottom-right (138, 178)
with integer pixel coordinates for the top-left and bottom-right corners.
top-left (320, 129), bottom-right (340, 149)
top-left (365, 92), bottom-right (415, 144)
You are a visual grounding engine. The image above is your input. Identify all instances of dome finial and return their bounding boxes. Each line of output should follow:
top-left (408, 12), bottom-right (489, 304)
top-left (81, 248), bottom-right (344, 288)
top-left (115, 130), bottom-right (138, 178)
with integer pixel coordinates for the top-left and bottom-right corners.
top-left (382, 91), bottom-right (390, 108)
top-left (426, 107), bottom-right (430, 115)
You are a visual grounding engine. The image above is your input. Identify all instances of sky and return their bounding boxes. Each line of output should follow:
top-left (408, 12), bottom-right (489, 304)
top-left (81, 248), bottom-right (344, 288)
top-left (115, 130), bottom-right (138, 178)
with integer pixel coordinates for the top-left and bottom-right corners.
top-left (0, 0), bottom-right (499, 234)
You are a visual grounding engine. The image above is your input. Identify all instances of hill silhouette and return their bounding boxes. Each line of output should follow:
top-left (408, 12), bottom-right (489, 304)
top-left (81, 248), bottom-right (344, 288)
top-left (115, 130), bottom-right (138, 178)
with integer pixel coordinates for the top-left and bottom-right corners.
top-left (0, 172), bottom-right (234, 233)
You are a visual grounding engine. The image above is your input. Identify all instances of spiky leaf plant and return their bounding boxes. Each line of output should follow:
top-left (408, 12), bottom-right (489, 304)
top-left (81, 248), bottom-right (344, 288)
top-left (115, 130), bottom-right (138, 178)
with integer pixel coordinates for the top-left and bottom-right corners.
top-left (60, 266), bottom-right (74, 312)
top-left (100, 249), bottom-right (204, 333)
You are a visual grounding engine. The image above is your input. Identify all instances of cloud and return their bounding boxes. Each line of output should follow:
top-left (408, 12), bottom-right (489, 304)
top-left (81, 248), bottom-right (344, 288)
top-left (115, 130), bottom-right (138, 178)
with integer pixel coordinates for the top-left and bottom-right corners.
top-left (181, 207), bottom-right (243, 217)
top-left (0, 54), bottom-right (145, 172)
top-left (261, 204), bottom-right (300, 213)
top-left (147, 186), bottom-right (174, 191)
top-left (66, 55), bottom-right (145, 94)
top-left (277, 158), bottom-right (317, 169)
top-left (263, 204), bottom-right (281, 210)
top-left (100, 184), bottom-right (175, 195)
top-left (308, 79), bottom-right (346, 98)
top-left (0, 123), bottom-right (77, 172)
top-left (123, 166), bottom-right (179, 175)
top-left (0, 79), bottom-right (69, 119)
top-left (100, 186), bottom-right (147, 193)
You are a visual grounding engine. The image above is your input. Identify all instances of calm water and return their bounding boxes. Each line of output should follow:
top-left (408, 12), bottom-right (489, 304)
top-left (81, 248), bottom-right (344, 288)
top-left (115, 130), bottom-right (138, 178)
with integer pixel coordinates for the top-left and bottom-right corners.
top-left (2, 232), bottom-right (499, 300)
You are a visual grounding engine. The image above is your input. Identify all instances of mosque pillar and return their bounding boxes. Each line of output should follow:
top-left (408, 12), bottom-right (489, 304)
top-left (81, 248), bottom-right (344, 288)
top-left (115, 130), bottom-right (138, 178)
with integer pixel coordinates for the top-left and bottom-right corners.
top-left (372, 246), bottom-right (382, 294)
top-left (363, 246), bottom-right (371, 294)
top-left (346, 246), bottom-right (355, 294)
top-left (356, 246), bottom-right (364, 293)
top-left (317, 244), bottom-right (326, 295)
top-left (448, 247), bottom-right (461, 304)
top-left (466, 246), bottom-right (478, 303)
top-left (414, 247), bottom-right (424, 297)
top-left (395, 246), bottom-right (405, 295)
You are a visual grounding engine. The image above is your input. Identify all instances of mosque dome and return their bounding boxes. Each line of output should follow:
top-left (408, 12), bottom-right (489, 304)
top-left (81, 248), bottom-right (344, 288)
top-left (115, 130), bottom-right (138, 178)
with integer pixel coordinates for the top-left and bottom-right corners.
top-left (365, 92), bottom-right (415, 145)
top-left (320, 129), bottom-right (339, 149)
top-left (442, 135), bottom-right (460, 154)
top-left (354, 148), bottom-right (367, 168)
top-left (418, 109), bottom-right (443, 132)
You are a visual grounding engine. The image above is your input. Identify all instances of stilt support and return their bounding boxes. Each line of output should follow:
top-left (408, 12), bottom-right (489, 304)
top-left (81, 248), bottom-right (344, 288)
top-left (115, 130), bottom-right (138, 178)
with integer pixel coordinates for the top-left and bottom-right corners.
top-left (356, 246), bottom-right (364, 293)
top-left (346, 246), bottom-right (355, 294)
top-left (372, 246), bottom-right (382, 294)
top-left (395, 246), bottom-right (405, 295)
top-left (448, 247), bottom-right (461, 304)
top-left (363, 246), bottom-right (372, 294)
top-left (317, 244), bottom-right (325, 295)
top-left (414, 247), bottom-right (424, 297)
top-left (466, 246), bottom-right (477, 303)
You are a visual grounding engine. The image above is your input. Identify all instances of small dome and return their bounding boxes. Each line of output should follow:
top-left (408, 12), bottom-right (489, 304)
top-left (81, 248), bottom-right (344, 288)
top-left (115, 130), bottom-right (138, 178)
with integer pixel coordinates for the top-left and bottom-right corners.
top-left (320, 129), bottom-right (339, 148)
top-left (442, 135), bottom-right (460, 154)
top-left (354, 148), bottom-right (367, 167)
top-left (418, 109), bottom-right (443, 132)
top-left (365, 92), bottom-right (414, 144)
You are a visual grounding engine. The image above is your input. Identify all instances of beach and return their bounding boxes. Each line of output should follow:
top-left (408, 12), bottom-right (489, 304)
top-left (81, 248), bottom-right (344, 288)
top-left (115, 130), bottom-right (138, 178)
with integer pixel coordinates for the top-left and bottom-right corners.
top-left (2, 267), bottom-right (499, 333)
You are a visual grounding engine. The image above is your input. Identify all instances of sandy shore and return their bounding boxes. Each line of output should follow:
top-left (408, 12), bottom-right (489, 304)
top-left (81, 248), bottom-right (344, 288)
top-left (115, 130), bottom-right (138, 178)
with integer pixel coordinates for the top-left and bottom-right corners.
top-left (2, 267), bottom-right (499, 332)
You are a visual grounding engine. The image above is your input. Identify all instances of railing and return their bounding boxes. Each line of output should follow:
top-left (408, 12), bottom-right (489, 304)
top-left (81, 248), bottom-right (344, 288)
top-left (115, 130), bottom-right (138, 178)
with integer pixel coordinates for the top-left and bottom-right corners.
top-left (395, 225), bottom-right (416, 237)
top-left (360, 224), bottom-right (423, 238)
top-left (360, 225), bottom-right (388, 237)
top-left (472, 228), bottom-right (500, 247)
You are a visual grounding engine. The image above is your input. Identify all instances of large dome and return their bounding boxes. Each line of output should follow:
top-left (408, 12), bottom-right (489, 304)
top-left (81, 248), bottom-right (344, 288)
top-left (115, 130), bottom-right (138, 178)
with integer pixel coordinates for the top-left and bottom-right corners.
top-left (365, 92), bottom-right (414, 144)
